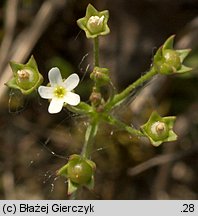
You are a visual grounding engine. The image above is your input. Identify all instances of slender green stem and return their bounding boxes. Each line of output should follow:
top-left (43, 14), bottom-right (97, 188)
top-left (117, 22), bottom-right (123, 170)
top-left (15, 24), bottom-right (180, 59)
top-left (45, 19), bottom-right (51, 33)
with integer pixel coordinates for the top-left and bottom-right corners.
top-left (69, 117), bottom-right (99, 200)
top-left (66, 102), bottom-right (92, 115)
top-left (81, 117), bottom-right (99, 158)
top-left (93, 37), bottom-right (99, 67)
top-left (104, 67), bottom-right (157, 111)
top-left (106, 115), bottom-right (144, 137)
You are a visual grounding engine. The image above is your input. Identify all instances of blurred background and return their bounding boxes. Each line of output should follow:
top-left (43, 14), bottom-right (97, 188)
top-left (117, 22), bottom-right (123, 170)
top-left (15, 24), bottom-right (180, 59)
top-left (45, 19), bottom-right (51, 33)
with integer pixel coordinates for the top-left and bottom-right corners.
top-left (0, 0), bottom-right (198, 199)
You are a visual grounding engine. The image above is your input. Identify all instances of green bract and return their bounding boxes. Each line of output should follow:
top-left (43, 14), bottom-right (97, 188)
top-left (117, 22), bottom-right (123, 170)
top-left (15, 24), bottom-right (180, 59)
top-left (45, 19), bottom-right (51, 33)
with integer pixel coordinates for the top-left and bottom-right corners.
top-left (77, 4), bottom-right (110, 39)
top-left (57, 154), bottom-right (96, 194)
top-left (141, 111), bottom-right (177, 147)
top-left (153, 35), bottom-right (192, 75)
top-left (6, 55), bottom-right (43, 95)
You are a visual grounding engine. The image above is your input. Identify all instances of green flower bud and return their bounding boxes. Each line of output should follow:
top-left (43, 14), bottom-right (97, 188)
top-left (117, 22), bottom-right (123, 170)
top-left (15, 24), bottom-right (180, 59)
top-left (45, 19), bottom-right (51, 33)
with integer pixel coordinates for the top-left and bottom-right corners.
top-left (156, 49), bottom-right (181, 75)
top-left (67, 159), bottom-right (93, 185)
top-left (163, 49), bottom-right (181, 70)
top-left (90, 67), bottom-right (110, 86)
top-left (57, 154), bottom-right (96, 194)
top-left (16, 68), bottom-right (38, 90)
top-left (87, 15), bottom-right (105, 34)
top-left (77, 4), bottom-right (110, 39)
top-left (153, 35), bottom-right (192, 75)
top-left (157, 62), bottom-right (175, 75)
top-left (149, 121), bottom-right (169, 141)
top-left (6, 55), bottom-right (43, 95)
top-left (141, 111), bottom-right (177, 146)
top-left (89, 90), bottom-right (102, 107)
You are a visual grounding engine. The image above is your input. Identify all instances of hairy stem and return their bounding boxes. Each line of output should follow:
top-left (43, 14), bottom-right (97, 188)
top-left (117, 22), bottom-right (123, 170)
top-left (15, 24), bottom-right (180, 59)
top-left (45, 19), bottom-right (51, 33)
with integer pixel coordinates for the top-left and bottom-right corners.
top-left (105, 67), bottom-right (157, 111)
top-left (81, 118), bottom-right (99, 158)
top-left (106, 115), bottom-right (144, 137)
top-left (66, 102), bottom-right (92, 115)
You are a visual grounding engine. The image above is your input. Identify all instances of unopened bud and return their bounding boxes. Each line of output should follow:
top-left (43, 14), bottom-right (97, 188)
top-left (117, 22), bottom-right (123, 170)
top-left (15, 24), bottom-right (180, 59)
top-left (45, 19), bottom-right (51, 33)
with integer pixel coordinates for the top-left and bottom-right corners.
top-left (77, 4), bottom-right (110, 38)
top-left (87, 15), bottom-right (104, 34)
top-left (7, 56), bottom-right (43, 94)
top-left (15, 68), bottom-right (38, 90)
top-left (90, 67), bottom-right (110, 86)
top-left (151, 121), bottom-right (167, 137)
top-left (163, 49), bottom-right (181, 70)
top-left (89, 91), bottom-right (102, 107)
top-left (17, 69), bottom-right (32, 81)
top-left (140, 111), bottom-right (177, 146)
top-left (57, 154), bottom-right (96, 192)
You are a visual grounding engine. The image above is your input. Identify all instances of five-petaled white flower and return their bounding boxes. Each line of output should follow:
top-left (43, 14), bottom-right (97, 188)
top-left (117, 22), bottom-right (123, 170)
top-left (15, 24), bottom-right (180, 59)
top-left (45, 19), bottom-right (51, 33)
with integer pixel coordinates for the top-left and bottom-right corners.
top-left (38, 67), bottom-right (80, 114)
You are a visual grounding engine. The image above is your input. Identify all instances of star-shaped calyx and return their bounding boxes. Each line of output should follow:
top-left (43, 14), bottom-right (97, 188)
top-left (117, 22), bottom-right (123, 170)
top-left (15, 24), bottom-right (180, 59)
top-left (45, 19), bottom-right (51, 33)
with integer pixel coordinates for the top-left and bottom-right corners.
top-left (77, 4), bottom-right (110, 39)
top-left (141, 111), bottom-right (177, 146)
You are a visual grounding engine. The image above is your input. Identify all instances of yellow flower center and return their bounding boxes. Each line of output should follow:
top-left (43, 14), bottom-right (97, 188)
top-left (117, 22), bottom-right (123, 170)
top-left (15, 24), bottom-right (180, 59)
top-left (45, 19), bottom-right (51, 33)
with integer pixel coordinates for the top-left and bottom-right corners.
top-left (54, 86), bottom-right (66, 98)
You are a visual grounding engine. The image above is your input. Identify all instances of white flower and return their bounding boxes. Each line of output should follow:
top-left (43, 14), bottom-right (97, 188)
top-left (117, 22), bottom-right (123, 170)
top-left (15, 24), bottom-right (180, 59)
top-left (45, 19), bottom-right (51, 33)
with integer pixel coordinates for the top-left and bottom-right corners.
top-left (38, 67), bottom-right (80, 114)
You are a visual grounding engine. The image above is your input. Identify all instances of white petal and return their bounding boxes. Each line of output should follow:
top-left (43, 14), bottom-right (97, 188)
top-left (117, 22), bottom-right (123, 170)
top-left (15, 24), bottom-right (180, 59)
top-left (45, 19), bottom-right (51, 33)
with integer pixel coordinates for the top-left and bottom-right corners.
top-left (64, 92), bottom-right (80, 106)
top-left (48, 67), bottom-right (63, 87)
top-left (48, 98), bottom-right (64, 114)
top-left (38, 86), bottom-right (54, 99)
top-left (63, 73), bottom-right (80, 91)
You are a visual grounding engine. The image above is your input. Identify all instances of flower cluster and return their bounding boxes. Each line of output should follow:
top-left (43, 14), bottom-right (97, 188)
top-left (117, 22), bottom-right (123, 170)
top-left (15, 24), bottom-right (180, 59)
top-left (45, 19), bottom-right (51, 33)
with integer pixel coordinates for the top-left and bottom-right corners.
top-left (5, 3), bottom-right (193, 197)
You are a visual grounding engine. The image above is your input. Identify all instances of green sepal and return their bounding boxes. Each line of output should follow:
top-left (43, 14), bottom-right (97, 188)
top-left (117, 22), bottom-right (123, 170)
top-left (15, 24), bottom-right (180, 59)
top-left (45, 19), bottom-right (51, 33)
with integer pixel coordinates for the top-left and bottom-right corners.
top-left (9, 61), bottom-right (24, 75)
top-left (6, 55), bottom-right (43, 94)
top-left (162, 35), bottom-right (175, 51)
top-left (176, 65), bottom-right (192, 74)
top-left (26, 55), bottom-right (39, 70)
top-left (176, 49), bottom-right (191, 62)
top-left (56, 163), bottom-right (69, 177)
top-left (77, 4), bottom-right (110, 39)
top-left (6, 77), bottom-right (21, 91)
top-left (68, 179), bottom-right (78, 195)
top-left (141, 111), bottom-right (177, 147)
top-left (86, 158), bottom-right (96, 170)
top-left (163, 116), bottom-right (176, 128)
top-left (86, 175), bottom-right (95, 190)
top-left (86, 3), bottom-right (98, 17)
top-left (9, 55), bottom-right (38, 76)
top-left (153, 35), bottom-right (192, 75)
top-left (154, 47), bottom-right (163, 63)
